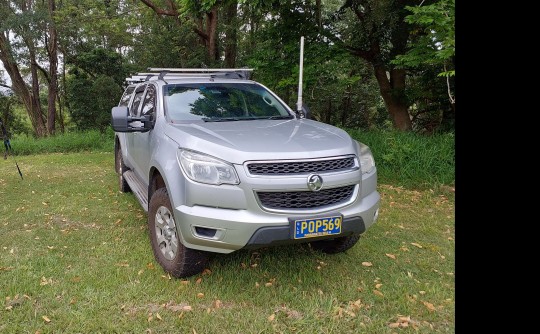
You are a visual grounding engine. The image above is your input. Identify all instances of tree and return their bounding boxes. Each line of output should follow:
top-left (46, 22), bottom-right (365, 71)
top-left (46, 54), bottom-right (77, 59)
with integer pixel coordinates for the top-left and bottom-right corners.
top-left (66, 48), bottom-right (125, 132)
top-left (327, 0), bottom-right (418, 131)
top-left (393, 0), bottom-right (455, 109)
top-left (140, 0), bottom-right (227, 65)
top-left (0, 0), bottom-right (61, 137)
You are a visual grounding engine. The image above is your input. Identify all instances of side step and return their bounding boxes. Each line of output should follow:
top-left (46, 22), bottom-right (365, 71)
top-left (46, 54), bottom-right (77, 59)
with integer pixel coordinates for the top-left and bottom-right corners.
top-left (123, 170), bottom-right (149, 212)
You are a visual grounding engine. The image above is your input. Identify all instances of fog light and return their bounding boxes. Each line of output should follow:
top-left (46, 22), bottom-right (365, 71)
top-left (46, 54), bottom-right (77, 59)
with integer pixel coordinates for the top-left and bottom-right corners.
top-left (194, 226), bottom-right (217, 238)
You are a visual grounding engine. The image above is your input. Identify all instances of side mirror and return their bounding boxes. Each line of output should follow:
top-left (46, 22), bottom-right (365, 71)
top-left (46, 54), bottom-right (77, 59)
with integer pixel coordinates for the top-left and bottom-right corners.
top-left (298, 104), bottom-right (311, 119)
top-left (111, 106), bottom-right (153, 133)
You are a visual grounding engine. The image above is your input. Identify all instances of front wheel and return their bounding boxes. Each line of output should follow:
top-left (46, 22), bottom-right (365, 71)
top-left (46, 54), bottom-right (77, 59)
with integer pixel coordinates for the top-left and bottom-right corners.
top-left (148, 188), bottom-right (209, 278)
top-left (115, 146), bottom-right (131, 193)
top-left (309, 234), bottom-right (361, 254)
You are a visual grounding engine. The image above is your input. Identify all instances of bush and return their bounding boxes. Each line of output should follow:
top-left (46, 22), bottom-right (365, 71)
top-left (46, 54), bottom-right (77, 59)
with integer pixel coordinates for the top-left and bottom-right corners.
top-left (8, 129), bottom-right (115, 155)
top-left (8, 128), bottom-right (454, 189)
top-left (347, 129), bottom-right (455, 188)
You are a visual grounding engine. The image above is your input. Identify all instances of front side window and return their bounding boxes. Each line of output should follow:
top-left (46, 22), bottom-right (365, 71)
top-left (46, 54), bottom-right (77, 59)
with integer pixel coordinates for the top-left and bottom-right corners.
top-left (163, 83), bottom-right (292, 122)
top-left (130, 85), bottom-right (146, 116)
top-left (119, 86), bottom-right (135, 107)
top-left (141, 85), bottom-right (156, 117)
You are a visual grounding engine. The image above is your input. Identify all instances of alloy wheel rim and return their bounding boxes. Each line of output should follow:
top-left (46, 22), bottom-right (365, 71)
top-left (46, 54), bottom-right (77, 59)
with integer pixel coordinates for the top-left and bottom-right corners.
top-left (154, 206), bottom-right (178, 260)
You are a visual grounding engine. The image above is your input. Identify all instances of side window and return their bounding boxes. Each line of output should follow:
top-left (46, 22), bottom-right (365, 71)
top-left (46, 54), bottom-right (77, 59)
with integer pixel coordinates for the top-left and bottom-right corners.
top-left (130, 85), bottom-right (146, 116)
top-left (141, 85), bottom-right (156, 117)
top-left (118, 86), bottom-right (135, 107)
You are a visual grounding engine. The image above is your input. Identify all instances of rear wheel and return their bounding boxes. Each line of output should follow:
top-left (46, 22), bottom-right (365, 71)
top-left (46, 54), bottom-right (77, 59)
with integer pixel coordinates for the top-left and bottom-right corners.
top-left (309, 234), bottom-right (361, 254)
top-left (148, 188), bottom-right (209, 278)
top-left (115, 146), bottom-right (131, 193)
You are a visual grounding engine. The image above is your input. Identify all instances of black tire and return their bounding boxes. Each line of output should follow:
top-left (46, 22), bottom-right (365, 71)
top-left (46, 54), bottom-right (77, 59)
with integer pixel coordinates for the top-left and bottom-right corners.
top-left (148, 188), bottom-right (209, 278)
top-left (115, 146), bottom-right (131, 193)
top-left (309, 234), bottom-right (361, 254)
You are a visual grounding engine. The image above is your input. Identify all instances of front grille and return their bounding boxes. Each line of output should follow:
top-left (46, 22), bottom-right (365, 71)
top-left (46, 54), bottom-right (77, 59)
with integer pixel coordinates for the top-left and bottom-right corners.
top-left (247, 157), bottom-right (355, 175)
top-left (257, 185), bottom-right (355, 210)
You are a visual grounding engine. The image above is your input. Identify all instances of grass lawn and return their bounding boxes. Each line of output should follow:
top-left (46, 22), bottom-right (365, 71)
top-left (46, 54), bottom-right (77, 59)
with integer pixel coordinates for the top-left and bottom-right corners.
top-left (1, 152), bottom-right (455, 333)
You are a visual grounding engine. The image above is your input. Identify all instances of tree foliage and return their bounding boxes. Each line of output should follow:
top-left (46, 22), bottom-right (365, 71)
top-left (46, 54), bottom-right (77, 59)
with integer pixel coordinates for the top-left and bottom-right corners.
top-left (66, 48), bottom-right (125, 132)
top-left (0, 0), bottom-right (456, 136)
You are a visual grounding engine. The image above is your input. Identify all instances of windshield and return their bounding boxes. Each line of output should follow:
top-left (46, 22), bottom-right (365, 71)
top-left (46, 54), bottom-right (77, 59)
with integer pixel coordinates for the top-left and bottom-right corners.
top-left (164, 83), bottom-right (293, 122)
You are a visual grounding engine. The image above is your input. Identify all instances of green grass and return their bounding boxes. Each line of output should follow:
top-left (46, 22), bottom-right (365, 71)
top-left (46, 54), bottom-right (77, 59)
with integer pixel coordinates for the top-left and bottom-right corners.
top-left (1, 152), bottom-right (454, 333)
top-left (8, 129), bottom-right (115, 156)
top-left (348, 129), bottom-right (455, 189)
top-left (9, 128), bottom-right (454, 189)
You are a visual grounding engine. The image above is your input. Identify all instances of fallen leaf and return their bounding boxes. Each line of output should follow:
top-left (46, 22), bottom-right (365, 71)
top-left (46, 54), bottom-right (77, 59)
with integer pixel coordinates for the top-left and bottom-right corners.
top-left (375, 283), bottom-right (382, 289)
top-left (373, 290), bottom-right (384, 297)
top-left (42, 315), bottom-right (51, 323)
top-left (180, 280), bottom-right (190, 285)
top-left (385, 253), bottom-right (396, 259)
top-left (388, 322), bottom-right (400, 328)
top-left (196, 278), bottom-right (202, 284)
top-left (146, 262), bottom-right (155, 270)
top-left (182, 305), bottom-right (192, 311)
top-left (197, 293), bottom-right (204, 298)
top-left (202, 269), bottom-right (212, 275)
top-left (268, 313), bottom-right (275, 321)
top-left (138, 269), bottom-right (144, 276)
top-left (265, 282), bottom-right (273, 287)
top-left (398, 316), bottom-right (411, 323)
top-left (411, 242), bottom-right (423, 248)
top-left (213, 300), bottom-right (222, 309)
top-left (423, 301), bottom-right (436, 311)
top-left (361, 262), bottom-right (373, 267)
top-left (156, 313), bottom-right (162, 320)
top-left (255, 282), bottom-right (260, 288)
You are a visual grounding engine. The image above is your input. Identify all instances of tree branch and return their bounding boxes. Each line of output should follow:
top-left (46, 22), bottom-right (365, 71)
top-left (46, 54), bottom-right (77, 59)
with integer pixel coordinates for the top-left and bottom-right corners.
top-left (140, 0), bottom-right (179, 16)
top-left (36, 62), bottom-right (51, 84)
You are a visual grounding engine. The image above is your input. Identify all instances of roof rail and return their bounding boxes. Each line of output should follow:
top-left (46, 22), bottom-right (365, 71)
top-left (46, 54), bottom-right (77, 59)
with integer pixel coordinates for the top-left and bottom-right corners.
top-left (125, 68), bottom-right (254, 84)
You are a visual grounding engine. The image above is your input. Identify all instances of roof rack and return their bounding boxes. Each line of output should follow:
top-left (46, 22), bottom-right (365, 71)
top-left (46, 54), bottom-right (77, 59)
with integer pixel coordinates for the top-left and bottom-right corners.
top-left (125, 68), bottom-right (254, 84)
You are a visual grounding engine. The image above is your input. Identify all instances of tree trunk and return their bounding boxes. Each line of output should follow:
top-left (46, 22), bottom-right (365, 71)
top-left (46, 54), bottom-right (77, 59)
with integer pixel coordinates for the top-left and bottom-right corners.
top-left (0, 32), bottom-right (47, 137)
top-left (206, 6), bottom-right (218, 63)
top-left (47, 0), bottom-right (58, 135)
top-left (315, 0), bottom-right (322, 29)
top-left (29, 43), bottom-right (47, 136)
top-left (224, 0), bottom-right (238, 68)
top-left (341, 88), bottom-right (351, 127)
top-left (373, 65), bottom-right (411, 131)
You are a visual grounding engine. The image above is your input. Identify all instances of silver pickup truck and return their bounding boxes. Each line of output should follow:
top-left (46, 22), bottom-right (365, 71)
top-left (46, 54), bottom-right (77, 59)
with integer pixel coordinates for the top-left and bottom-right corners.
top-left (111, 68), bottom-right (380, 278)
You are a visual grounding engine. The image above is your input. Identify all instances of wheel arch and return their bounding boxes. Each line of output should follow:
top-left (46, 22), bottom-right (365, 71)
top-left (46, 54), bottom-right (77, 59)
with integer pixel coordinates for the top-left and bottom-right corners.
top-left (149, 166), bottom-right (167, 200)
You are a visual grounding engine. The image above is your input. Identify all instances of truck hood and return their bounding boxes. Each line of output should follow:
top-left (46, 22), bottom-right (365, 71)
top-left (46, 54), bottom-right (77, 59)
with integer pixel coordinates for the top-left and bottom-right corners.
top-left (165, 119), bottom-right (357, 164)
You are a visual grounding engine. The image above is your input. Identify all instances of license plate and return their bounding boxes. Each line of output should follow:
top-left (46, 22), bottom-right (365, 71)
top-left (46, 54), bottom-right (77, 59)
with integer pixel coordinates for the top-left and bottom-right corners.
top-left (293, 215), bottom-right (343, 239)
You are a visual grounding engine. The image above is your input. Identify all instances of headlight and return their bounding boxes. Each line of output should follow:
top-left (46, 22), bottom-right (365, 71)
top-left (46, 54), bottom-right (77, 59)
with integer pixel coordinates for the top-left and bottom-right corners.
top-left (358, 142), bottom-right (375, 174)
top-left (178, 149), bottom-right (239, 185)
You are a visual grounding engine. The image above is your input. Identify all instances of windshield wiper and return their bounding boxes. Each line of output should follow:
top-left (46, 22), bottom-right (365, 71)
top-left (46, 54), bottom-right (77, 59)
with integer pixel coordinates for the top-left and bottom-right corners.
top-left (266, 115), bottom-right (294, 120)
top-left (202, 117), bottom-right (241, 122)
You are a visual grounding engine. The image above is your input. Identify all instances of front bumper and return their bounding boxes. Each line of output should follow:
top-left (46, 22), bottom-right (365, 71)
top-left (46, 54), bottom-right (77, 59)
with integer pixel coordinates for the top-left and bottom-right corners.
top-left (173, 189), bottom-right (380, 254)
